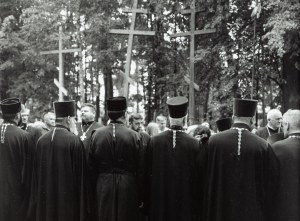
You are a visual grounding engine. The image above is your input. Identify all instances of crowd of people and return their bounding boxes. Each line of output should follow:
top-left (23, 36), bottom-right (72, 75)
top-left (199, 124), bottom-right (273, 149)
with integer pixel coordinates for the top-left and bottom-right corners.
top-left (0, 96), bottom-right (299, 221)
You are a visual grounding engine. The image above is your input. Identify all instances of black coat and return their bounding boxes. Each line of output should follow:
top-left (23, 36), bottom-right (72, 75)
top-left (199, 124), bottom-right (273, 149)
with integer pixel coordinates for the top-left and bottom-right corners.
top-left (34, 125), bottom-right (90, 221)
top-left (272, 133), bottom-right (300, 221)
top-left (0, 123), bottom-right (36, 221)
top-left (203, 123), bottom-right (279, 221)
top-left (89, 121), bottom-right (144, 221)
top-left (146, 128), bottom-right (202, 221)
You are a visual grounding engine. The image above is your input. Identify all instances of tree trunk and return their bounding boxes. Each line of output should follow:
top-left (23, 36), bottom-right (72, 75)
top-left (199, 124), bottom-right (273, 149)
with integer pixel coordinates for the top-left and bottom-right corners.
top-left (282, 52), bottom-right (300, 111)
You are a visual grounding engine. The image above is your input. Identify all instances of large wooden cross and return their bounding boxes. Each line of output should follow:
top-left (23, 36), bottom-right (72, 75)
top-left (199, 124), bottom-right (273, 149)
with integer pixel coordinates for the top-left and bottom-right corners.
top-left (109, 0), bottom-right (155, 98)
top-left (170, 0), bottom-right (216, 124)
top-left (40, 26), bottom-right (82, 101)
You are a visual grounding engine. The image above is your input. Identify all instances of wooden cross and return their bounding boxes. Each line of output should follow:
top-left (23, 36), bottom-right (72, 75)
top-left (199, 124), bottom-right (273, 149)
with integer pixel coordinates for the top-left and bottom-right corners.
top-left (109, 0), bottom-right (155, 98)
top-left (40, 26), bottom-right (82, 101)
top-left (170, 0), bottom-right (216, 124)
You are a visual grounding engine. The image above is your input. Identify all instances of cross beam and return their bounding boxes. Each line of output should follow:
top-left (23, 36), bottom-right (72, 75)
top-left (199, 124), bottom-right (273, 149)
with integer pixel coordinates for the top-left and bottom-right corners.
top-left (109, 0), bottom-right (155, 98)
top-left (40, 26), bottom-right (81, 101)
top-left (170, 0), bottom-right (216, 124)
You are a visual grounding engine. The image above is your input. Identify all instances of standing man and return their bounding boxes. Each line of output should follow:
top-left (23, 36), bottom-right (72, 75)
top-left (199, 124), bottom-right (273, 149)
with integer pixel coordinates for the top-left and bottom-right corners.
top-left (20, 105), bottom-right (42, 144)
top-left (89, 97), bottom-right (144, 221)
top-left (255, 109), bottom-right (283, 140)
top-left (34, 100), bottom-right (90, 221)
top-left (129, 113), bottom-right (151, 220)
top-left (203, 98), bottom-right (279, 221)
top-left (77, 103), bottom-right (102, 152)
top-left (40, 112), bottom-right (55, 135)
top-left (156, 115), bottom-right (168, 133)
top-left (0, 98), bottom-right (35, 221)
top-left (271, 109), bottom-right (300, 221)
top-left (147, 97), bottom-right (201, 221)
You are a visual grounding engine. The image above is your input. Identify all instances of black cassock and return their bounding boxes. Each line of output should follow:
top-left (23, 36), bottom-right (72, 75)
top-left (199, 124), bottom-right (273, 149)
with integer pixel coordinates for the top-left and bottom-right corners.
top-left (272, 133), bottom-right (300, 221)
top-left (0, 123), bottom-right (36, 221)
top-left (146, 127), bottom-right (202, 221)
top-left (34, 125), bottom-right (90, 221)
top-left (76, 121), bottom-right (102, 152)
top-left (89, 121), bottom-right (144, 221)
top-left (203, 123), bottom-right (279, 221)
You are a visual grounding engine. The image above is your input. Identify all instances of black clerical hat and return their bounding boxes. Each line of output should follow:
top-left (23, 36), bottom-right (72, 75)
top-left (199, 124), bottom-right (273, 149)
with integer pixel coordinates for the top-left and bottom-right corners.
top-left (267, 132), bottom-right (285, 144)
top-left (216, 117), bottom-right (232, 132)
top-left (53, 100), bottom-right (76, 118)
top-left (233, 98), bottom-right (257, 117)
top-left (167, 96), bottom-right (188, 118)
top-left (0, 98), bottom-right (21, 114)
top-left (106, 96), bottom-right (127, 113)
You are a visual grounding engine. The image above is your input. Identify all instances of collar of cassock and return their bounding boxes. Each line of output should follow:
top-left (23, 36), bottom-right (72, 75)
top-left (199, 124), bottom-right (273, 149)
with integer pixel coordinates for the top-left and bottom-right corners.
top-left (55, 124), bottom-right (70, 131)
top-left (231, 123), bottom-right (251, 131)
top-left (82, 121), bottom-right (94, 126)
top-left (231, 123), bottom-right (252, 157)
top-left (170, 125), bottom-right (184, 130)
top-left (289, 133), bottom-right (300, 137)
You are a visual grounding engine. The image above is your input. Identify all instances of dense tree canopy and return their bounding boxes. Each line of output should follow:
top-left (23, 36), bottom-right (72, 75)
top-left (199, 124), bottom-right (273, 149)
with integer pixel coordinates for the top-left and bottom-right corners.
top-left (0, 0), bottom-right (299, 125)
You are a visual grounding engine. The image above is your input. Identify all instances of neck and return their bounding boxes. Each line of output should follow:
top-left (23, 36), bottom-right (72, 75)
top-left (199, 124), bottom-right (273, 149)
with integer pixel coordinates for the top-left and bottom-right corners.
top-left (267, 124), bottom-right (278, 130)
top-left (56, 123), bottom-right (69, 130)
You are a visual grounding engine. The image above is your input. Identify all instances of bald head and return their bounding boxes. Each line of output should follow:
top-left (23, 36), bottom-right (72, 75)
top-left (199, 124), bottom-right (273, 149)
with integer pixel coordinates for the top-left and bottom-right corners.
top-left (282, 109), bottom-right (300, 137)
top-left (267, 109), bottom-right (282, 129)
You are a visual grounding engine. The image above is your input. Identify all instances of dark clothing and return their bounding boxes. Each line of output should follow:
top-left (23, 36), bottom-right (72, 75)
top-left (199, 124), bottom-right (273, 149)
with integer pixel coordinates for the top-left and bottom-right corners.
top-left (272, 133), bottom-right (300, 221)
top-left (34, 125), bottom-right (90, 221)
top-left (89, 122), bottom-right (144, 221)
top-left (21, 123), bottom-right (43, 144)
top-left (146, 127), bottom-right (202, 221)
top-left (77, 121), bottom-right (102, 152)
top-left (0, 123), bottom-right (36, 221)
top-left (255, 126), bottom-right (281, 140)
top-left (203, 123), bottom-right (279, 221)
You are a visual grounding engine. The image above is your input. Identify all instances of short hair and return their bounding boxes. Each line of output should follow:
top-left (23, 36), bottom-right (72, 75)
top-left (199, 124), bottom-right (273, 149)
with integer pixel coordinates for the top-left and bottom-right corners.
top-left (129, 113), bottom-right (143, 123)
top-left (193, 125), bottom-right (211, 143)
top-left (267, 109), bottom-right (282, 120)
top-left (43, 112), bottom-right (55, 121)
top-left (108, 111), bottom-right (125, 121)
top-left (283, 109), bottom-right (300, 130)
top-left (82, 103), bottom-right (96, 113)
top-left (156, 115), bottom-right (166, 122)
top-left (2, 113), bottom-right (18, 122)
top-left (146, 122), bottom-right (159, 136)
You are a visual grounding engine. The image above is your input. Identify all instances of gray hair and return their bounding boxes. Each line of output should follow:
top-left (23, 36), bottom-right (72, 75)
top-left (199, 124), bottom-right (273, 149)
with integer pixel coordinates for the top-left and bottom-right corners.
top-left (283, 109), bottom-right (300, 130)
top-left (267, 109), bottom-right (282, 120)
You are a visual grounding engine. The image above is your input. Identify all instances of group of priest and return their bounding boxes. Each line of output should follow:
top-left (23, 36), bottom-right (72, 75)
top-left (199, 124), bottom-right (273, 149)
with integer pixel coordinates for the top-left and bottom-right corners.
top-left (0, 96), bottom-right (299, 221)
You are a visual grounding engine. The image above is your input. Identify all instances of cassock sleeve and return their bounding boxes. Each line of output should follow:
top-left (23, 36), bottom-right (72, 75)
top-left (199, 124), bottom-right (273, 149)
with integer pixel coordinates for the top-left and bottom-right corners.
top-left (264, 144), bottom-right (280, 221)
top-left (72, 137), bottom-right (90, 221)
top-left (22, 133), bottom-right (37, 221)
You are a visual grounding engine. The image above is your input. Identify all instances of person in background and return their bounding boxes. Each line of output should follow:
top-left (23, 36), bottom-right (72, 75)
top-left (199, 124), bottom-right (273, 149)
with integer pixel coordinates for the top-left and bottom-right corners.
top-left (271, 109), bottom-right (300, 221)
top-left (20, 105), bottom-right (42, 144)
top-left (193, 125), bottom-right (211, 145)
top-left (77, 103), bottom-right (102, 153)
top-left (255, 109), bottom-right (283, 140)
top-left (40, 112), bottom-right (55, 135)
top-left (0, 98), bottom-right (36, 221)
top-left (156, 115), bottom-right (168, 133)
top-left (146, 122), bottom-right (159, 137)
top-left (201, 121), bottom-right (216, 135)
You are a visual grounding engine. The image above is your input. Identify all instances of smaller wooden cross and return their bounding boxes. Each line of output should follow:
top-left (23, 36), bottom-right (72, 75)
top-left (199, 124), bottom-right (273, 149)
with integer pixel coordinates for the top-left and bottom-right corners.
top-left (40, 26), bottom-right (81, 101)
top-left (170, 0), bottom-right (216, 124)
top-left (109, 0), bottom-right (155, 98)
